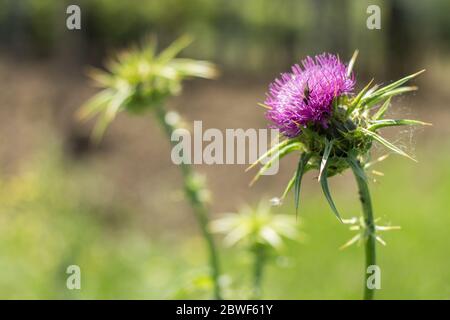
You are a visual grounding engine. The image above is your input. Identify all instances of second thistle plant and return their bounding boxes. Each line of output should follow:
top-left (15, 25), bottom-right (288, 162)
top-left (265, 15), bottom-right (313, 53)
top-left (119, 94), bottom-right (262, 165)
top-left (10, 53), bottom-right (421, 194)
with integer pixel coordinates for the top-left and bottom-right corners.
top-left (78, 36), bottom-right (222, 299)
top-left (210, 201), bottom-right (299, 299)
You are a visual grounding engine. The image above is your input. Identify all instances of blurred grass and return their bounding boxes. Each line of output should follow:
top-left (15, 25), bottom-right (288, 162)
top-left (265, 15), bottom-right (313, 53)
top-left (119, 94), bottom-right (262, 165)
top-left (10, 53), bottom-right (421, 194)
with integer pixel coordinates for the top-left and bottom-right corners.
top-left (0, 142), bottom-right (449, 299)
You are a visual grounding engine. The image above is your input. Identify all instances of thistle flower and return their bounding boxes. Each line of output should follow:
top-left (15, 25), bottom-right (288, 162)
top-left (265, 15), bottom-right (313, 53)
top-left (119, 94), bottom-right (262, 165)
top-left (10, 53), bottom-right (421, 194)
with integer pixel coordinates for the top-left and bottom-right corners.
top-left (265, 54), bottom-right (355, 137)
top-left (251, 50), bottom-right (430, 299)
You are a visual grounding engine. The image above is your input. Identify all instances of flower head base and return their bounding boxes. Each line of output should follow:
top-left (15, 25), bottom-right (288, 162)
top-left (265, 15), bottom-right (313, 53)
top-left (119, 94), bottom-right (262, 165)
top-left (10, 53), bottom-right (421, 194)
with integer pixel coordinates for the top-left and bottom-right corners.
top-left (251, 51), bottom-right (429, 221)
top-left (265, 53), bottom-right (355, 137)
top-left (78, 35), bottom-right (218, 141)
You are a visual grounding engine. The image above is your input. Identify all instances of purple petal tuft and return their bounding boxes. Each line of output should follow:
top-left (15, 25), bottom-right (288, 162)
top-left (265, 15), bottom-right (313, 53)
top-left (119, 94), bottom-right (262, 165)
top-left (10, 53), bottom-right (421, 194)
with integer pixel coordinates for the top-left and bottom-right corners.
top-left (265, 53), bottom-right (355, 137)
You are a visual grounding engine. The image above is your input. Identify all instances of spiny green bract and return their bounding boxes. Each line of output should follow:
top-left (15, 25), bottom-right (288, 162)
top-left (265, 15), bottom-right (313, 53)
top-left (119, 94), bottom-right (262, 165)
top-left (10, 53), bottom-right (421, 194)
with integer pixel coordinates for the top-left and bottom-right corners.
top-left (250, 51), bottom-right (430, 221)
top-left (78, 35), bottom-right (218, 142)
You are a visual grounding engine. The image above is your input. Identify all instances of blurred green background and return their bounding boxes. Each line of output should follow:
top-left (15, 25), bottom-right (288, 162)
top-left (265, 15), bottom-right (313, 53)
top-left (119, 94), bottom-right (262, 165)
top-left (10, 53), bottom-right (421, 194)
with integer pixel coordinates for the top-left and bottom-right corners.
top-left (0, 0), bottom-right (449, 299)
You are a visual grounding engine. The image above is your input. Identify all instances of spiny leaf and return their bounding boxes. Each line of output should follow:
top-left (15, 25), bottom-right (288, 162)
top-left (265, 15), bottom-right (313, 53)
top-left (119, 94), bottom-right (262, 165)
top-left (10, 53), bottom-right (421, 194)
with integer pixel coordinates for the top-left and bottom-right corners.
top-left (157, 35), bottom-right (193, 64)
top-left (87, 68), bottom-right (114, 88)
top-left (318, 140), bottom-right (333, 181)
top-left (371, 170), bottom-right (385, 177)
top-left (169, 59), bottom-right (218, 79)
top-left (294, 153), bottom-right (312, 216)
top-left (257, 102), bottom-right (272, 110)
top-left (281, 161), bottom-right (313, 200)
top-left (346, 154), bottom-right (367, 182)
top-left (372, 97), bottom-right (391, 120)
top-left (368, 119), bottom-right (431, 131)
top-left (375, 235), bottom-right (387, 246)
top-left (77, 89), bottom-right (114, 121)
top-left (362, 84), bottom-right (379, 100)
top-left (140, 34), bottom-right (158, 58)
top-left (370, 118), bottom-right (431, 130)
top-left (364, 154), bottom-right (389, 169)
top-left (369, 69), bottom-right (425, 98)
top-left (319, 166), bottom-right (343, 222)
top-left (91, 87), bottom-right (132, 143)
top-left (318, 141), bottom-right (342, 222)
top-left (281, 171), bottom-right (296, 200)
top-left (260, 227), bottom-right (284, 248)
top-left (91, 111), bottom-right (113, 144)
top-left (361, 128), bottom-right (417, 162)
top-left (363, 86), bottom-right (417, 109)
top-left (346, 49), bottom-right (359, 77)
top-left (250, 142), bottom-right (302, 186)
top-left (349, 79), bottom-right (374, 113)
top-left (339, 234), bottom-right (361, 250)
top-left (376, 225), bottom-right (401, 231)
top-left (246, 138), bottom-right (292, 172)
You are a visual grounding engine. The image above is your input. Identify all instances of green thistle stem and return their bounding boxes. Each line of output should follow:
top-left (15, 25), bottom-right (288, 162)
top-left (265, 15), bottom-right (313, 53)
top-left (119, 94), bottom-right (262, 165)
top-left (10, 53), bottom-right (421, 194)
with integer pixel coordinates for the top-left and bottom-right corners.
top-left (252, 246), bottom-right (266, 299)
top-left (153, 104), bottom-right (222, 300)
top-left (351, 161), bottom-right (376, 300)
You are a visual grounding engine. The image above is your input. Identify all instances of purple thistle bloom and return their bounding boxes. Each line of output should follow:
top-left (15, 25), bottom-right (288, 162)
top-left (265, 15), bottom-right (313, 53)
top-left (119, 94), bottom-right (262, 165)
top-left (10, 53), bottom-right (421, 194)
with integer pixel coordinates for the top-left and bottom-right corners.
top-left (265, 53), bottom-right (355, 137)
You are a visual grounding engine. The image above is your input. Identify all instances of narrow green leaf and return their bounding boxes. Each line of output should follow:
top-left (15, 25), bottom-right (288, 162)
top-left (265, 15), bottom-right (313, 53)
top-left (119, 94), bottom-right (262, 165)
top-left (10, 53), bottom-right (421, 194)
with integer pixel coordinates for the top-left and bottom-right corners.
top-left (319, 163), bottom-right (342, 222)
top-left (250, 142), bottom-right (302, 186)
top-left (318, 140), bottom-right (333, 181)
top-left (372, 97), bottom-right (391, 120)
top-left (368, 119), bottom-right (431, 131)
top-left (92, 111), bottom-right (113, 144)
top-left (364, 154), bottom-right (389, 169)
top-left (361, 128), bottom-right (417, 162)
top-left (282, 161), bottom-right (314, 200)
top-left (346, 49), bottom-right (359, 77)
top-left (281, 171), bottom-right (296, 200)
top-left (318, 141), bottom-right (342, 222)
top-left (294, 153), bottom-right (312, 216)
top-left (87, 68), bottom-right (114, 88)
top-left (348, 79), bottom-right (373, 113)
top-left (339, 234), bottom-right (361, 250)
top-left (363, 86), bottom-right (417, 109)
top-left (157, 35), bottom-right (193, 63)
top-left (170, 59), bottom-right (218, 79)
top-left (369, 69), bottom-right (425, 98)
top-left (346, 155), bottom-right (367, 182)
top-left (246, 138), bottom-right (292, 172)
top-left (77, 89), bottom-right (113, 121)
top-left (141, 34), bottom-right (158, 58)
top-left (91, 87), bottom-right (131, 143)
top-left (362, 84), bottom-right (380, 100)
